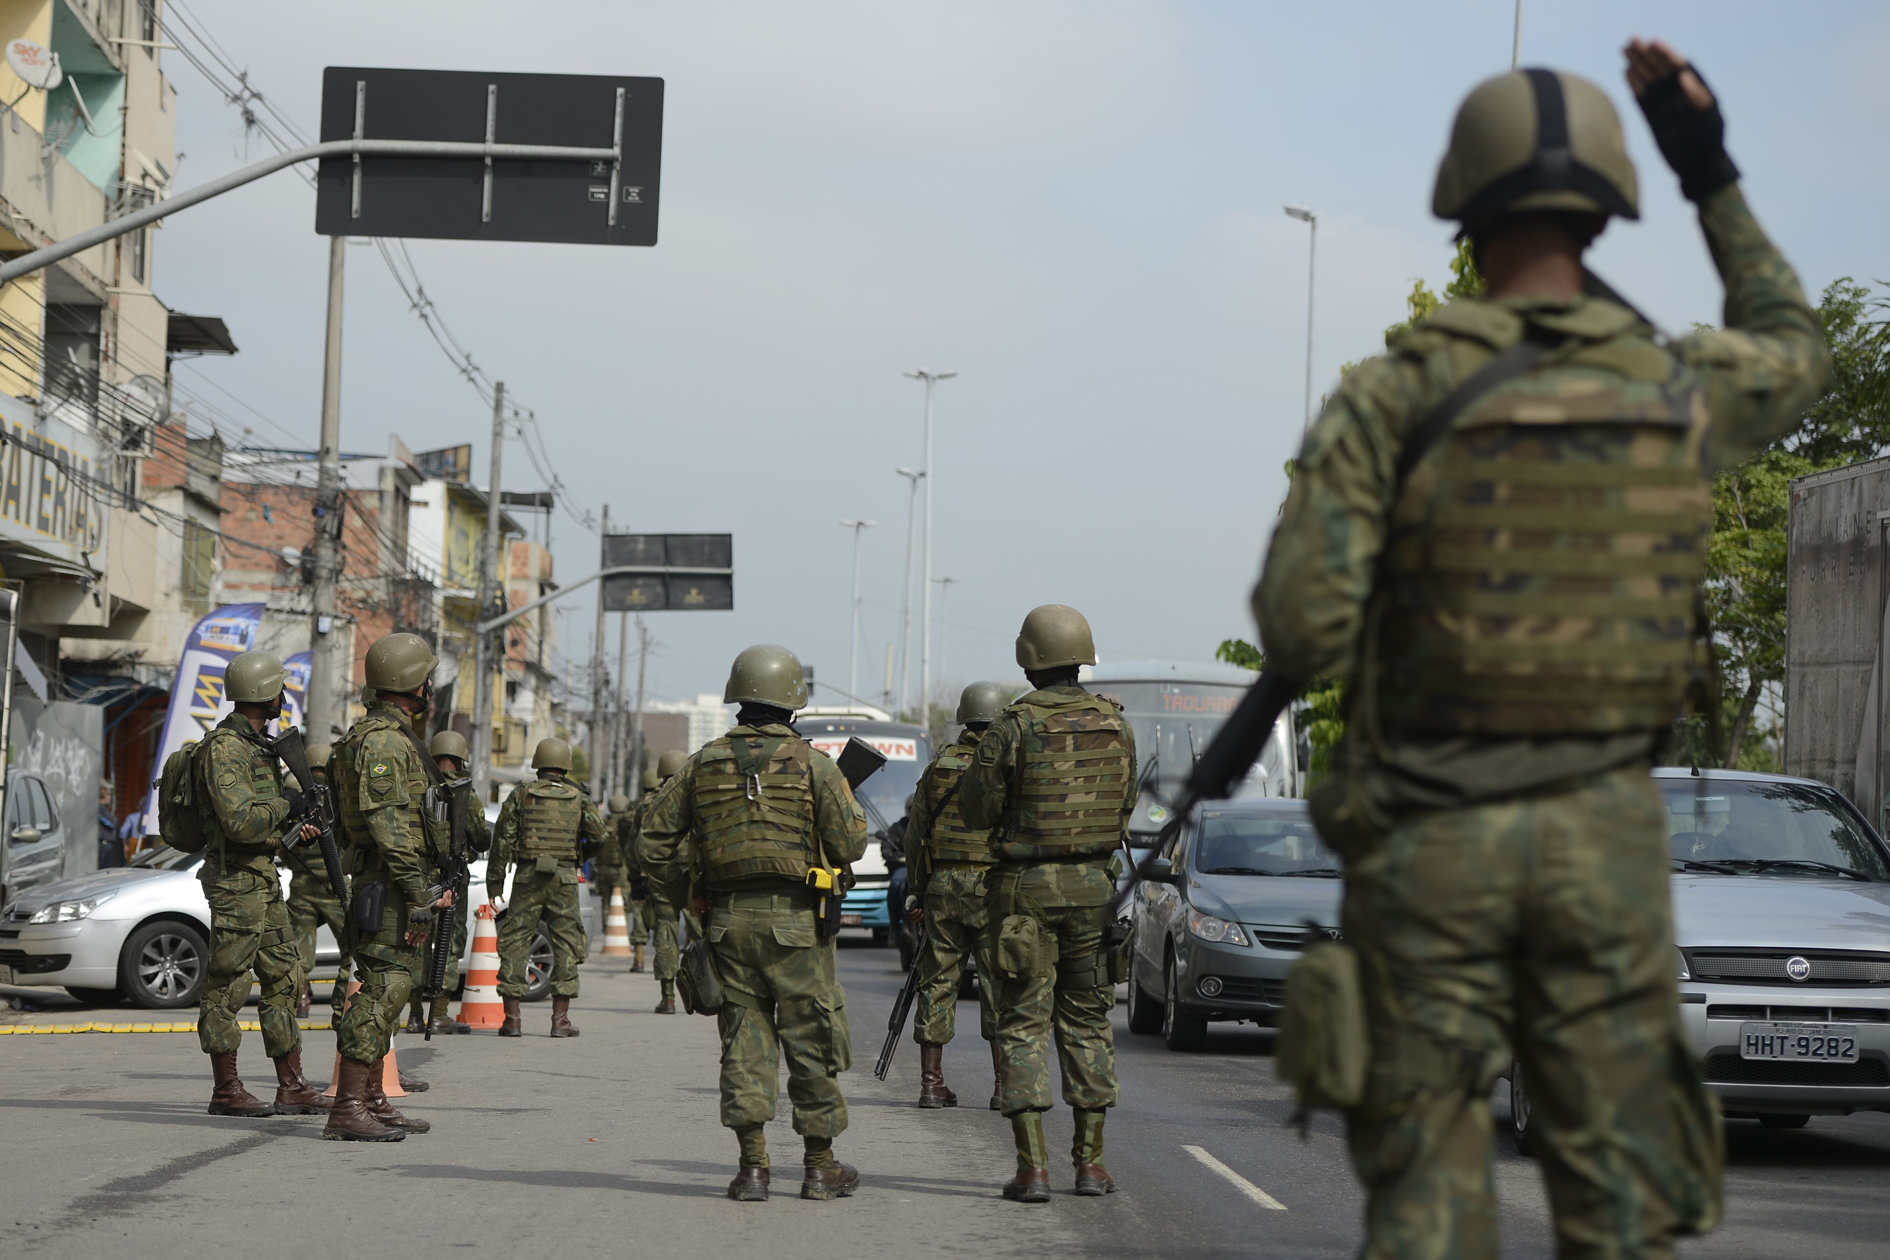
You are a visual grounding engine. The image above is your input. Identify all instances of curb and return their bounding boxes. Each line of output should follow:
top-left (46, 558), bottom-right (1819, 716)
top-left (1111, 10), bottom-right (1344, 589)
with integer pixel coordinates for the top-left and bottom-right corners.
top-left (0, 1018), bottom-right (332, 1035)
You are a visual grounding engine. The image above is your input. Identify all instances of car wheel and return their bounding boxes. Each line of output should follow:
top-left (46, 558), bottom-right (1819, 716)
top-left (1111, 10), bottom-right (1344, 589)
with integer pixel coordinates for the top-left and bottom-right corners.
top-left (1161, 951), bottom-right (1208, 1052)
top-left (1759, 1113), bottom-right (1810, 1130)
top-left (65, 986), bottom-right (123, 1006)
top-left (870, 926), bottom-right (890, 947)
top-left (524, 928), bottom-right (555, 1002)
top-left (1509, 1061), bottom-right (1536, 1157)
top-left (119, 919), bottom-right (208, 1009)
top-left (1126, 959), bottom-right (1162, 1035)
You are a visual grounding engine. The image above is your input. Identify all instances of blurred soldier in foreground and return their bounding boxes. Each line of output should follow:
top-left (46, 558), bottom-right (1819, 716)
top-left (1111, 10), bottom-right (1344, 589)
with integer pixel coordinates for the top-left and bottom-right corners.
top-left (1253, 40), bottom-right (1829, 1257)
top-left (418, 730), bottom-right (490, 1034)
top-left (962, 606), bottom-right (1135, 1202)
top-left (323, 633), bottom-right (454, 1142)
top-left (906, 681), bottom-right (1009, 1111)
top-left (285, 742), bottom-right (347, 1023)
top-left (635, 749), bottom-right (688, 1013)
top-left (188, 650), bottom-right (327, 1117)
top-left (487, 737), bottom-right (608, 1037)
top-left (641, 644), bottom-right (869, 1203)
top-left (596, 792), bottom-right (646, 970)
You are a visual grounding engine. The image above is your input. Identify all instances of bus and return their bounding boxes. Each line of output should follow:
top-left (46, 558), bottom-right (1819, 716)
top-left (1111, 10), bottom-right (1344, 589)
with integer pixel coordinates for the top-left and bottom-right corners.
top-left (797, 708), bottom-right (933, 945)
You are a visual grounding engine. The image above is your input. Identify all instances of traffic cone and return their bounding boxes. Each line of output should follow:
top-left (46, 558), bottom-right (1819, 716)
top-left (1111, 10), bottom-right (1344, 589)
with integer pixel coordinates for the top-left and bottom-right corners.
top-left (457, 904), bottom-right (505, 1031)
top-left (323, 979), bottom-right (408, 1098)
top-left (602, 889), bottom-right (633, 957)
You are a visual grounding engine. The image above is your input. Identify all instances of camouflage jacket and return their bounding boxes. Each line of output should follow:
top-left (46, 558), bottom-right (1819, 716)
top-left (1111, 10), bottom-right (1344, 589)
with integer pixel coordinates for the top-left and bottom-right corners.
top-left (959, 686), bottom-right (1138, 863)
top-left (600, 808), bottom-right (637, 872)
top-left (486, 775), bottom-right (607, 897)
top-left (1253, 184), bottom-right (1830, 805)
top-left (334, 701), bottom-right (440, 910)
top-left (907, 728), bottom-right (995, 897)
top-left (198, 711), bottom-right (292, 879)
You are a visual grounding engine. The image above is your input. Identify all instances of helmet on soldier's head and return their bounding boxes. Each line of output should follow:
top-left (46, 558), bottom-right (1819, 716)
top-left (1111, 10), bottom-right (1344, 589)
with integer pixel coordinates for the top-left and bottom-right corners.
top-left (608, 793), bottom-right (631, 813)
top-left (657, 749), bottom-right (687, 780)
top-left (643, 768), bottom-right (660, 792)
top-left (308, 742), bottom-right (333, 770)
top-left (1015, 605), bottom-right (1097, 672)
top-left (723, 644), bottom-right (808, 710)
top-left (429, 730), bottom-right (470, 762)
top-left (1433, 69), bottom-right (1638, 224)
top-left (224, 651), bottom-right (288, 704)
top-left (531, 737), bottom-right (573, 772)
top-left (364, 633), bottom-right (438, 695)
top-left (956, 680), bottom-right (1008, 725)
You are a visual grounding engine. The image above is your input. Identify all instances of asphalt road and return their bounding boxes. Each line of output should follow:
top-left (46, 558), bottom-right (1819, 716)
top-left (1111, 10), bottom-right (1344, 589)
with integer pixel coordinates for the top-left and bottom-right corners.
top-left (3, 943), bottom-right (1889, 1257)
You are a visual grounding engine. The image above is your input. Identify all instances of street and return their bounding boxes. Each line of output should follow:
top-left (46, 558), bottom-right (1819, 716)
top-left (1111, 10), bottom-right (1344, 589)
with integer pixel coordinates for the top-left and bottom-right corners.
top-left (4, 943), bottom-right (1889, 1258)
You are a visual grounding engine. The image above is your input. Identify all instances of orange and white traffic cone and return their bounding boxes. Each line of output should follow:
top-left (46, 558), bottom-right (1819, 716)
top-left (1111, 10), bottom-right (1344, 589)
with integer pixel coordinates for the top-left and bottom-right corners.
top-left (456, 904), bottom-right (505, 1031)
top-left (602, 889), bottom-right (633, 958)
top-left (323, 979), bottom-right (408, 1098)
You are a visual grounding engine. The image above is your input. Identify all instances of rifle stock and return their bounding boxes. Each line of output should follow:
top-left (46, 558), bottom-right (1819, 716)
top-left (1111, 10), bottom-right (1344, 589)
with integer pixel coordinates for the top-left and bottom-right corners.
top-left (272, 728), bottom-right (348, 905)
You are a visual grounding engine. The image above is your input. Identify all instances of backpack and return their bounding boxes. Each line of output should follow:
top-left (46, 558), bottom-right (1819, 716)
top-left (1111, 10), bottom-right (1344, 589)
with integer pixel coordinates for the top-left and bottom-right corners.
top-left (156, 740), bottom-right (212, 853)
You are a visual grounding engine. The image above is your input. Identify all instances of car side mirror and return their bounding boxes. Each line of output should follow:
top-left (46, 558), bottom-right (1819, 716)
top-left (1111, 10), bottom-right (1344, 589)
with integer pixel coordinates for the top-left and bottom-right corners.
top-left (10, 826), bottom-right (42, 845)
top-left (1144, 855), bottom-right (1176, 885)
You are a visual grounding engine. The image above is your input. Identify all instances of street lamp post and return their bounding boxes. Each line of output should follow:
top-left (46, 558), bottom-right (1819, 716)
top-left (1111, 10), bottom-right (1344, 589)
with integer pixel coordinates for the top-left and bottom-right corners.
top-left (894, 466), bottom-right (924, 716)
top-left (932, 575), bottom-right (956, 696)
top-left (903, 369), bottom-right (956, 722)
top-left (839, 518), bottom-right (876, 705)
top-left (1284, 205), bottom-right (1317, 431)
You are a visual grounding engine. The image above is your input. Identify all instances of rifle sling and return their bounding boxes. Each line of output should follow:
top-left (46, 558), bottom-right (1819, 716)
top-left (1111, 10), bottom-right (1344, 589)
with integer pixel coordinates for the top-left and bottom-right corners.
top-left (1390, 337), bottom-right (1555, 492)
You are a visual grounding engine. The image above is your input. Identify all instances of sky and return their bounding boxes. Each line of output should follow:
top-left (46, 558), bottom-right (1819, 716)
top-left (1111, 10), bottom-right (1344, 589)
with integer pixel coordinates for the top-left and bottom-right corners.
top-left (152, 0), bottom-right (1890, 712)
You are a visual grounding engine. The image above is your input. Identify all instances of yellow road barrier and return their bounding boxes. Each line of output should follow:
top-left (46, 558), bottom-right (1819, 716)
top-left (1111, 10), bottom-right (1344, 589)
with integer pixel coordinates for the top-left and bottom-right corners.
top-left (0, 1019), bottom-right (331, 1035)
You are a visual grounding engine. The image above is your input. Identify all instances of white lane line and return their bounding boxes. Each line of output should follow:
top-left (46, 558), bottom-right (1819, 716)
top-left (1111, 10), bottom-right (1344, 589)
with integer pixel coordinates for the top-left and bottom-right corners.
top-left (1182, 1144), bottom-right (1288, 1210)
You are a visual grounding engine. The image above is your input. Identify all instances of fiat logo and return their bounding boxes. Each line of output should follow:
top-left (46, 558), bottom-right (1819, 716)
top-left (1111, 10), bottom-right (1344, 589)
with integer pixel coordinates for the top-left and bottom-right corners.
top-left (1785, 955), bottom-right (1812, 983)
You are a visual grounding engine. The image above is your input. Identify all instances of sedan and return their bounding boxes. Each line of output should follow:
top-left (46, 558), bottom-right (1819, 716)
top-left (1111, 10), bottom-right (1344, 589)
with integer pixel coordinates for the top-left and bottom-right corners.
top-left (1125, 797), bottom-right (1341, 1050)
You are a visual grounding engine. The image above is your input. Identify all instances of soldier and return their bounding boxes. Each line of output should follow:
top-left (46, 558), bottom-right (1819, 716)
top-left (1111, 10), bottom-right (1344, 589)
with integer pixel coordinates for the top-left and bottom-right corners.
top-left (636, 749), bottom-right (688, 1013)
top-left (322, 633), bottom-right (454, 1142)
top-left (1252, 43), bottom-right (1829, 1256)
top-left (961, 606), bottom-right (1135, 1202)
top-left (421, 730), bottom-right (491, 1035)
top-left (594, 792), bottom-right (646, 970)
top-left (906, 680), bottom-right (1008, 1111)
top-left (486, 737), bottom-right (608, 1037)
top-left (641, 644), bottom-right (869, 1203)
top-left (190, 650), bottom-right (330, 1118)
top-left (286, 742), bottom-right (348, 1023)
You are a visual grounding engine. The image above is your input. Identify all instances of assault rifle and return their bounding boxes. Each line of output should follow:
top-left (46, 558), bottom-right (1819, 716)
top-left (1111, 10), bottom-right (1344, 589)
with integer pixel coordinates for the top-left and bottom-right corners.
top-left (874, 922), bottom-right (923, 1082)
top-left (420, 774), bottom-right (473, 1040)
top-left (273, 728), bottom-right (349, 904)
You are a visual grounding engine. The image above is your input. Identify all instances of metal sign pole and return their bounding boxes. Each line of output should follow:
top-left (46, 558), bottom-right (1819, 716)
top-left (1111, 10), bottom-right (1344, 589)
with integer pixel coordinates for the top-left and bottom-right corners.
top-left (471, 382), bottom-right (506, 801)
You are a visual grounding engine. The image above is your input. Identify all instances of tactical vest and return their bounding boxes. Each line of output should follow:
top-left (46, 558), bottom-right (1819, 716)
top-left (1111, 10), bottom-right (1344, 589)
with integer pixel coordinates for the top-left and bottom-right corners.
top-left (1004, 696), bottom-right (1133, 858)
top-left (514, 780), bottom-right (585, 863)
top-left (333, 708), bottom-right (439, 870)
top-left (691, 729), bottom-right (816, 886)
top-left (196, 723), bottom-right (282, 856)
top-left (923, 739), bottom-right (996, 865)
top-left (1375, 345), bottom-right (1713, 737)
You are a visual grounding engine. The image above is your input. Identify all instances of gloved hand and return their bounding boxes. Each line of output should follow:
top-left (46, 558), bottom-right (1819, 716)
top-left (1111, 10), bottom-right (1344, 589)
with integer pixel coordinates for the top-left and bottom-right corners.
top-left (1625, 39), bottom-right (1739, 203)
top-left (407, 904), bottom-right (435, 930)
top-left (281, 787), bottom-right (309, 815)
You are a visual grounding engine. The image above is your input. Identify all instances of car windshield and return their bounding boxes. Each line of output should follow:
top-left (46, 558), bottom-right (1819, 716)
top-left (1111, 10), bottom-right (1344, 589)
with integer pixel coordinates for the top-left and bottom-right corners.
top-left (1191, 807), bottom-right (1338, 877)
top-left (127, 843), bottom-right (200, 872)
top-left (1661, 779), bottom-right (1890, 881)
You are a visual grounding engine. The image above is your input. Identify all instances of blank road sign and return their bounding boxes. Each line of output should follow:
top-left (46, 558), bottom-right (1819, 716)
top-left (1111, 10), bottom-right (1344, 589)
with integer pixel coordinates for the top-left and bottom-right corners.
top-left (600, 533), bottom-right (732, 612)
top-left (315, 66), bottom-right (663, 245)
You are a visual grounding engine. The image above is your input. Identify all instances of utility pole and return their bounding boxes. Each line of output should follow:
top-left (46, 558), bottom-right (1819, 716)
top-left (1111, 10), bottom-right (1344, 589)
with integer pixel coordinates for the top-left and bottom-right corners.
top-left (589, 505), bottom-right (610, 796)
top-left (933, 575), bottom-right (957, 694)
top-left (903, 369), bottom-right (955, 724)
top-left (629, 615), bottom-right (649, 799)
top-left (1284, 206), bottom-right (1317, 430)
top-left (839, 518), bottom-right (875, 704)
top-left (471, 381), bottom-right (506, 801)
top-left (305, 236), bottom-right (346, 740)
top-left (613, 608), bottom-right (629, 798)
top-left (894, 466), bottom-right (923, 718)
top-left (1512, 0), bottom-right (1524, 69)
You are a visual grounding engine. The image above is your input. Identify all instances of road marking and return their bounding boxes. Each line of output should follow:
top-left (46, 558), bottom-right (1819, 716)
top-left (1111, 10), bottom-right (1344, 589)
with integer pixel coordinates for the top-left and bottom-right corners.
top-left (1182, 1144), bottom-right (1287, 1210)
top-left (0, 1019), bottom-right (329, 1035)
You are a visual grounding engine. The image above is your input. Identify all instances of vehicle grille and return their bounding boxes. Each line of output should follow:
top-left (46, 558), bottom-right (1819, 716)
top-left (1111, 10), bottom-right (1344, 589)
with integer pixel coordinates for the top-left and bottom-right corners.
top-left (1708, 1004), bottom-right (1890, 1023)
top-left (0, 948), bottom-right (71, 974)
top-left (1206, 977), bottom-right (1286, 1004)
top-left (1703, 1055), bottom-right (1890, 1087)
top-left (1251, 927), bottom-right (1339, 952)
top-left (1687, 950), bottom-right (1890, 986)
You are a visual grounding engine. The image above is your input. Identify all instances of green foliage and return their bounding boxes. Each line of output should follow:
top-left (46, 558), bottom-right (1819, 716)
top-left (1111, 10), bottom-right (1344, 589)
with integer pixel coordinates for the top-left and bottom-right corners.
top-left (1779, 278), bottom-right (1890, 465)
top-left (1214, 638), bottom-right (1348, 788)
top-left (1381, 239), bottom-right (1485, 348)
top-left (1214, 638), bottom-right (1264, 672)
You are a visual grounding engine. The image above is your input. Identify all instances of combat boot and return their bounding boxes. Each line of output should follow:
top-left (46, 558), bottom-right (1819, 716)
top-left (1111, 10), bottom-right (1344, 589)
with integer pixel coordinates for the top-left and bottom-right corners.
top-left (322, 1058), bottom-right (404, 1142)
top-left (917, 1044), bottom-right (957, 1108)
top-left (800, 1163), bottom-right (859, 1201)
top-left (989, 1039), bottom-right (1004, 1111)
top-left (427, 994), bottom-right (467, 1036)
top-left (1072, 1107), bottom-right (1115, 1196)
top-left (631, 944), bottom-right (646, 973)
top-left (403, 1000), bottom-right (426, 1034)
top-left (398, 1066), bottom-right (429, 1092)
top-left (364, 1058), bottom-right (430, 1133)
top-left (550, 996), bottom-right (580, 1037)
top-left (272, 1049), bottom-right (333, 1114)
top-left (207, 1051), bottom-right (275, 1117)
top-left (1002, 1112), bottom-right (1051, 1204)
top-left (654, 981), bottom-right (675, 1015)
top-left (498, 995), bottom-right (523, 1036)
top-left (727, 1167), bottom-right (770, 1203)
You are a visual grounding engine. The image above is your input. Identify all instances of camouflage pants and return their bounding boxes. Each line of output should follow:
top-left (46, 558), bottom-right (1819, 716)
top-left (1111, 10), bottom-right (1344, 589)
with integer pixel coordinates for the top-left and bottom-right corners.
top-left (708, 892), bottom-right (851, 1138)
top-left (336, 938), bottom-right (422, 1066)
top-left (286, 871), bottom-right (350, 1028)
top-left (640, 892), bottom-right (680, 981)
top-left (404, 870), bottom-right (473, 1000)
top-left (1341, 765), bottom-right (1722, 1260)
top-left (913, 865), bottom-right (998, 1045)
top-left (987, 860), bottom-right (1117, 1116)
top-left (497, 869), bottom-right (586, 998)
top-left (593, 865), bottom-right (649, 946)
top-left (198, 863), bottom-right (304, 1058)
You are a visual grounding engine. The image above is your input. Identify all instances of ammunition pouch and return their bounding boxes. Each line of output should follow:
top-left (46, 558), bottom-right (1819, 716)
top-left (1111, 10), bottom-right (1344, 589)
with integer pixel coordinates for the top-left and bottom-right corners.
top-left (1054, 950), bottom-right (1112, 993)
top-left (351, 880), bottom-right (385, 936)
top-left (677, 918), bottom-right (725, 1016)
top-left (995, 913), bottom-right (1053, 981)
top-left (1276, 931), bottom-right (1369, 1115)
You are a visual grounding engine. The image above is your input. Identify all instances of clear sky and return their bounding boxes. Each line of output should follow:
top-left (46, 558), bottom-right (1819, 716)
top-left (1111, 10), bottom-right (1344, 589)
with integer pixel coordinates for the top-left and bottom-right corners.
top-left (155, 1), bottom-right (1890, 711)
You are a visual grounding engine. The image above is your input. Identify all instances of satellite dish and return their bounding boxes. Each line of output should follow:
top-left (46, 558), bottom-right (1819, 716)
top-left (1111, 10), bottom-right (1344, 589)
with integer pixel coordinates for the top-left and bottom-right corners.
top-left (5, 40), bottom-right (61, 92)
top-left (123, 374), bottom-right (172, 425)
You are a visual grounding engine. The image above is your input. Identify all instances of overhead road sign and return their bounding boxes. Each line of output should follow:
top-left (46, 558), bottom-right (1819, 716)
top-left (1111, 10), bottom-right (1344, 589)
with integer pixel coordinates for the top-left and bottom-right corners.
top-left (601, 533), bottom-right (733, 612)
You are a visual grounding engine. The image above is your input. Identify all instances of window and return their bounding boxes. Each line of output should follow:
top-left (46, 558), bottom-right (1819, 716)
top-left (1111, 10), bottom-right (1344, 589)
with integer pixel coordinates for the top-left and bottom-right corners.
top-left (182, 519), bottom-right (215, 615)
top-left (141, 0), bottom-right (158, 50)
top-left (30, 778), bottom-right (56, 833)
top-left (129, 227), bottom-right (146, 284)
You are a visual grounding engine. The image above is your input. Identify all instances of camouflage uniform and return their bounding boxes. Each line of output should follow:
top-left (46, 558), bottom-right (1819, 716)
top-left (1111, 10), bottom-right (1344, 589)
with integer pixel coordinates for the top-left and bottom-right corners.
top-left (594, 806), bottom-right (648, 949)
top-left (283, 765), bottom-right (349, 1025)
top-left (908, 729), bottom-right (1000, 1048)
top-left (331, 701), bottom-right (442, 1067)
top-left (406, 802), bottom-right (491, 1006)
top-left (1254, 183), bottom-right (1828, 1258)
top-left (195, 711), bottom-right (305, 1059)
top-left (641, 722), bottom-right (868, 1163)
top-left (628, 793), bottom-right (680, 984)
top-left (487, 779), bottom-right (607, 999)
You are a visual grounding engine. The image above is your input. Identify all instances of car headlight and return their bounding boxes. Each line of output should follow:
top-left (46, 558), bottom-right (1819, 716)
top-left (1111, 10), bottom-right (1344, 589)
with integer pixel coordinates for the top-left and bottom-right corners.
top-left (27, 893), bottom-right (115, 924)
top-left (1676, 948), bottom-right (1690, 981)
top-left (1186, 907), bottom-right (1249, 947)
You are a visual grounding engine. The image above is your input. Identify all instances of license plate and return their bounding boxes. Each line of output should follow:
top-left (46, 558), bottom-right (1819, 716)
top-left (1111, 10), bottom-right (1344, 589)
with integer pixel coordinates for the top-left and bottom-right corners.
top-left (839, 914), bottom-right (863, 927)
top-left (0, 964), bottom-right (12, 984)
top-left (1740, 1022), bottom-right (1860, 1063)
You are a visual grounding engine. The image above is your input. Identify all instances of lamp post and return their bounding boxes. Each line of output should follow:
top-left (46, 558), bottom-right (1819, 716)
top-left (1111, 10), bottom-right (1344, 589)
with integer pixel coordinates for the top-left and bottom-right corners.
top-left (1284, 205), bottom-right (1316, 431)
top-left (932, 575), bottom-right (956, 696)
top-left (902, 369), bottom-right (956, 721)
top-left (894, 465), bottom-right (924, 716)
top-left (839, 518), bottom-right (876, 705)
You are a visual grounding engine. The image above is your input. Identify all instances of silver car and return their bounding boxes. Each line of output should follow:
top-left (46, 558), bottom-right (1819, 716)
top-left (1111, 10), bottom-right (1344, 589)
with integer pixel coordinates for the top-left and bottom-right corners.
top-left (1125, 798), bottom-right (1341, 1051)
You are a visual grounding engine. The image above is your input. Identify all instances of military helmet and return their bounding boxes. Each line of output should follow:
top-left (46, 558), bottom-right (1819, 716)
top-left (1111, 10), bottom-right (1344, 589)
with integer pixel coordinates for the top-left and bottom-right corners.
top-left (723, 644), bottom-right (809, 710)
top-left (429, 730), bottom-right (470, 763)
top-left (1433, 68), bottom-right (1637, 225)
top-left (643, 767), bottom-right (660, 791)
top-left (531, 737), bottom-right (573, 772)
top-left (657, 749), bottom-right (687, 780)
top-left (224, 650), bottom-right (289, 704)
top-left (956, 680), bottom-right (1008, 725)
top-left (608, 793), bottom-right (631, 813)
top-left (308, 742), bottom-right (333, 770)
top-left (364, 632), bottom-right (438, 695)
top-left (1015, 604), bottom-right (1098, 672)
